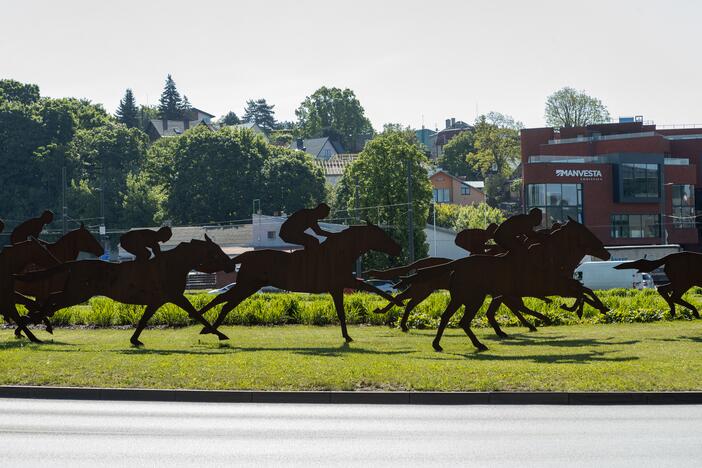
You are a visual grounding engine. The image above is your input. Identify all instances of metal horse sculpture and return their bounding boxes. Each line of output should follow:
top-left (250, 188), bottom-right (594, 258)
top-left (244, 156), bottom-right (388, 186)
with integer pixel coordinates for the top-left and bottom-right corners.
top-left (615, 252), bottom-right (702, 318)
top-left (398, 218), bottom-right (610, 351)
top-left (17, 235), bottom-right (233, 346)
top-left (1, 240), bottom-right (61, 342)
top-left (198, 222), bottom-right (402, 343)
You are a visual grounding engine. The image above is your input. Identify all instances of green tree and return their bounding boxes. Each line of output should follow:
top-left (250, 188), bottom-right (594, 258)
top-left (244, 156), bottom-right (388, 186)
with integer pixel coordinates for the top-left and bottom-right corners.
top-left (137, 105), bottom-right (159, 130)
top-left (545, 87), bottom-right (610, 128)
top-left (242, 98), bottom-right (277, 133)
top-left (219, 111), bottom-right (241, 125)
top-left (115, 88), bottom-right (138, 128)
top-left (295, 86), bottom-right (374, 152)
top-left (262, 148), bottom-right (326, 214)
top-left (0, 79), bottom-right (40, 105)
top-left (166, 126), bottom-right (269, 223)
top-left (335, 130), bottom-right (431, 268)
top-left (433, 202), bottom-right (505, 231)
top-left (158, 74), bottom-right (184, 120)
top-left (439, 130), bottom-right (481, 178)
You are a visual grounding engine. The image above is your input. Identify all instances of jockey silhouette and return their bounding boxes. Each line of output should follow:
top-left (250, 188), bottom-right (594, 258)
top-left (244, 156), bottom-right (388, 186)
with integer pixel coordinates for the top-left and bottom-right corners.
top-left (493, 207), bottom-right (543, 254)
top-left (454, 223), bottom-right (498, 255)
top-left (10, 210), bottom-right (53, 245)
top-left (120, 226), bottom-right (172, 262)
top-left (279, 203), bottom-right (334, 250)
top-left (0, 218), bottom-right (4, 235)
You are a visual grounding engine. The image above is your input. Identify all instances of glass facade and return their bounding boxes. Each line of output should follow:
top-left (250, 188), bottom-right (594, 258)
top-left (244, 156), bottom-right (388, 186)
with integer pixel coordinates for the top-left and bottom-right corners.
top-left (433, 188), bottom-right (450, 203)
top-left (610, 214), bottom-right (660, 238)
top-left (526, 183), bottom-right (583, 227)
top-left (621, 163), bottom-right (659, 199)
top-left (672, 184), bottom-right (695, 228)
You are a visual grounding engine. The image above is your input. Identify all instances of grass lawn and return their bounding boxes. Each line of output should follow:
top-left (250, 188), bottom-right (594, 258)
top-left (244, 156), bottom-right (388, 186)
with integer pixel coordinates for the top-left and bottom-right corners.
top-left (1, 322), bottom-right (702, 392)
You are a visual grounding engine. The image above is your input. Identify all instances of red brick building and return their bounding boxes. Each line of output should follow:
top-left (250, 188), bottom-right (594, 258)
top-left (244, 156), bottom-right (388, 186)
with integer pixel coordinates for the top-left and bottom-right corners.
top-left (520, 121), bottom-right (702, 249)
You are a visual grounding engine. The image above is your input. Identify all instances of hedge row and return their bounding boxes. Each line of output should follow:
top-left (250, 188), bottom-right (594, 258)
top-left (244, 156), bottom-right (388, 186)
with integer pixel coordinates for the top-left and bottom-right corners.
top-left (13, 288), bottom-right (702, 330)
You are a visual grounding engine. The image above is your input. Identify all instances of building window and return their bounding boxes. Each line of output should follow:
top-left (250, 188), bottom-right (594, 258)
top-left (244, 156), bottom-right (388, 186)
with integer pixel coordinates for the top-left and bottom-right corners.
top-left (433, 188), bottom-right (450, 203)
top-left (610, 214), bottom-right (660, 238)
top-left (322, 149), bottom-right (332, 158)
top-left (267, 231), bottom-right (276, 239)
top-left (526, 183), bottom-right (583, 227)
top-left (621, 163), bottom-right (659, 199)
top-left (460, 185), bottom-right (470, 196)
top-left (672, 184), bottom-right (695, 228)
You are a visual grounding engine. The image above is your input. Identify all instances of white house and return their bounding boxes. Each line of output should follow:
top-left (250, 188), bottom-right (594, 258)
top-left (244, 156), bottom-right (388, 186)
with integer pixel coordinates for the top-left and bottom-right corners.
top-left (290, 137), bottom-right (344, 160)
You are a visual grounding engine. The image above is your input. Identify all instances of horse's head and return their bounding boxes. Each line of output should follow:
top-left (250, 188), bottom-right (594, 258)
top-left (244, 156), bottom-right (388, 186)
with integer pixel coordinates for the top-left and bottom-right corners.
top-left (562, 217), bottom-right (610, 261)
top-left (358, 222), bottom-right (402, 258)
top-left (71, 223), bottom-right (104, 258)
top-left (192, 234), bottom-right (235, 273)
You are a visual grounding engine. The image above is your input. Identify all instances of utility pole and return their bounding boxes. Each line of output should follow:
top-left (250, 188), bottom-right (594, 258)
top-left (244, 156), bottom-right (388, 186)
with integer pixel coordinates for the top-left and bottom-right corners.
top-left (355, 179), bottom-right (362, 278)
top-left (432, 200), bottom-right (437, 257)
top-left (61, 166), bottom-right (67, 234)
top-left (406, 158), bottom-right (415, 263)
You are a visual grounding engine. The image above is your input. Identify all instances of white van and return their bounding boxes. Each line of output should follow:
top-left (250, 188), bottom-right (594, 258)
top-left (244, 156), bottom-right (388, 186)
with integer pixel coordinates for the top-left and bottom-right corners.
top-left (574, 261), bottom-right (655, 290)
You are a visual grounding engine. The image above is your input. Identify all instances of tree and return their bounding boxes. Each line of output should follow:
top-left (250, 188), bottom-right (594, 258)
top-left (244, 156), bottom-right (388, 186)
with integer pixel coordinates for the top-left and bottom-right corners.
top-left (166, 126), bottom-right (269, 223)
top-left (545, 87), bottom-right (610, 128)
top-left (242, 98), bottom-right (276, 133)
top-left (295, 86), bottom-right (374, 152)
top-left (219, 111), bottom-right (241, 125)
top-left (137, 105), bottom-right (159, 130)
top-left (434, 203), bottom-right (505, 231)
top-left (115, 88), bottom-right (138, 128)
top-left (158, 74), bottom-right (184, 120)
top-left (439, 130), bottom-right (481, 179)
top-left (262, 148), bottom-right (326, 215)
top-left (334, 131), bottom-right (431, 268)
top-left (0, 79), bottom-right (40, 105)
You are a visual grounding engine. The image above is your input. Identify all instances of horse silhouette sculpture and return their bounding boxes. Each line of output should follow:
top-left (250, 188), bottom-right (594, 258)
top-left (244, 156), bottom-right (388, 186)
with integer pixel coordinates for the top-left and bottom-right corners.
top-left (397, 218), bottom-right (610, 351)
top-left (1, 240), bottom-right (61, 342)
top-left (615, 252), bottom-right (702, 318)
top-left (14, 224), bottom-right (104, 335)
top-left (17, 235), bottom-right (233, 346)
top-left (198, 222), bottom-right (402, 343)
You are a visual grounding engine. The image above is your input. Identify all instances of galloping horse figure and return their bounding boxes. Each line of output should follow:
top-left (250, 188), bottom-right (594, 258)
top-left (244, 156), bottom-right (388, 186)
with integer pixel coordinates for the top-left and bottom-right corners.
top-left (1, 240), bottom-right (61, 343)
top-left (615, 252), bottom-right (702, 318)
top-left (14, 224), bottom-right (104, 335)
top-left (398, 218), bottom-right (611, 351)
top-left (17, 235), bottom-right (233, 346)
top-left (198, 222), bottom-right (402, 343)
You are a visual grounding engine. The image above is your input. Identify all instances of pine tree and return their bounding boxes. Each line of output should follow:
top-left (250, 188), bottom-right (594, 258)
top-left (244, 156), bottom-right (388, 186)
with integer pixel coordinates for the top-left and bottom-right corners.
top-left (219, 111), bottom-right (241, 125)
top-left (158, 74), bottom-right (183, 120)
top-left (242, 98), bottom-right (277, 133)
top-left (115, 88), bottom-right (138, 128)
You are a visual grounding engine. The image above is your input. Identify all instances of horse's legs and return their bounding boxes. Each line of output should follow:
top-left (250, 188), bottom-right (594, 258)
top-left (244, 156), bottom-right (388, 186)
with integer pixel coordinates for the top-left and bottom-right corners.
top-left (432, 296), bottom-right (462, 352)
top-left (130, 304), bottom-right (158, 347)
top-left (200, 283), bottom-right (262, 334)
top-left (170, 295), bottom-right (228, 340)
top-left (400, 294), bottom-right (429, 332)
top-left (459, 294), bottom-right (488, 351)
top-left (580, 287), bottom-right (608, 314)
top-left (657, 284), bottom-right (676, 316)
top-left (331, 290), bottom-right (352, 342)
top-left (670, 288), bottom-right (698, 318)
top-left (373, 288), bottom-right (411, 315)
top-left (485, 297), bottom-right (509, 338)
top-left (5, 306), bottom-right (42, 343)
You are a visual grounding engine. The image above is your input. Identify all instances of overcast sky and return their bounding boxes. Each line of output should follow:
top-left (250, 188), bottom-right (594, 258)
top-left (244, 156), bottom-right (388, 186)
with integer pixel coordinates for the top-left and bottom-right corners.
top-left (2, 0), bottom-right (701, 130)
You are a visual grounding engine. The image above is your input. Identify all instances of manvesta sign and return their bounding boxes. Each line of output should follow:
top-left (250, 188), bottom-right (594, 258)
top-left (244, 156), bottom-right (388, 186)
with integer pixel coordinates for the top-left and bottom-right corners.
top-left (555, 169), bottom-right (602, 180)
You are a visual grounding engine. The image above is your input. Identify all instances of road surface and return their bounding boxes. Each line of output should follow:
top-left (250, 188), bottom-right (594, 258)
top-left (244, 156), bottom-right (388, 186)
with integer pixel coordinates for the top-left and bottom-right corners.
top-left (0, 398), bottom-right (700, 467)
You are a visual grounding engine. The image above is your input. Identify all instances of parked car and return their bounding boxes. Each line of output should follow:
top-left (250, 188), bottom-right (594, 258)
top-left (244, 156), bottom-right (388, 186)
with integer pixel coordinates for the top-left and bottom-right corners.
top-left (258, 285), bottom-right (286, 293)
top-left (363, 279), bottom-right (398, 294)
top-left (207, 283), bottom-right (236, 294)
top-left (574, 261), bottom-right (656, 290)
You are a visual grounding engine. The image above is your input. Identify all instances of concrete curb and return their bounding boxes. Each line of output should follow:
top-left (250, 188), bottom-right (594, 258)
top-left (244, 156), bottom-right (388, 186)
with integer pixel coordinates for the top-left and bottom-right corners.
top-left (2, 386), bottom-right (702, 405)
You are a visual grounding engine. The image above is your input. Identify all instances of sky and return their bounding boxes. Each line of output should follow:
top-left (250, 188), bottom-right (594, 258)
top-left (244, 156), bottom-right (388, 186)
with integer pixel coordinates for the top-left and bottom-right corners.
top-left (1, 0), bottom-right (701, 130)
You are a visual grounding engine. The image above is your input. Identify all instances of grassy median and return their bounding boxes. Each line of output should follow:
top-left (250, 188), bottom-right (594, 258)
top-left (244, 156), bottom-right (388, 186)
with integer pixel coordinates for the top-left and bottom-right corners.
top-left (1, 321), bottom-right (702, 391)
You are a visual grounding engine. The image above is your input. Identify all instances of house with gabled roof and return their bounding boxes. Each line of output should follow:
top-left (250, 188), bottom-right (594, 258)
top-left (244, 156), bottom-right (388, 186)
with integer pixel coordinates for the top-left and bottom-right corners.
top-left (429, 168), bottom-right (485, 205)
top-left (289, 137), bottom-right (344, 160)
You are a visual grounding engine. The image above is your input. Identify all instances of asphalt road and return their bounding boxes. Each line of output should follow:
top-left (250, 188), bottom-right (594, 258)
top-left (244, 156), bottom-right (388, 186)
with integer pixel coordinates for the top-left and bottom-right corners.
top-left (0, 398), bottom-right (701, 467)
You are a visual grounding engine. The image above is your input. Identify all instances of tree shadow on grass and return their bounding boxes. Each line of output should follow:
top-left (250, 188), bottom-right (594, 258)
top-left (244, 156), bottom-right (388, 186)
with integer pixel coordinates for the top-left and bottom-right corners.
top-left (421, 349), bottom-right (639, 364)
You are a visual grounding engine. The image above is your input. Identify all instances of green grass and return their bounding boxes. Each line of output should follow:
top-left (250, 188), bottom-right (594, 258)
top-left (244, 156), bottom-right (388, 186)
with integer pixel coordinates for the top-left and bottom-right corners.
top-left (2, 321), bottom-right (702, 391)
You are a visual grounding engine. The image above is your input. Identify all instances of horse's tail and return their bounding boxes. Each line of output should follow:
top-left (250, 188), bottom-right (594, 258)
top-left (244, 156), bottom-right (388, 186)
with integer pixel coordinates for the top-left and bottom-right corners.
top-left (14, 263), bottom-right (71, 282)
top-left (614, 257), bottom-right (666, 273)
top-left (395, 261), bottom-right (455, 290)
top-left (364, 257), bottom-right (451, 280)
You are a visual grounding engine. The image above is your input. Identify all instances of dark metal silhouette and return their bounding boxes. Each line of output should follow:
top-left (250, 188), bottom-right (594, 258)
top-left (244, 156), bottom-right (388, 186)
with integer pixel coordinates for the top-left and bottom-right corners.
top-left (492, 207), bottom-right (542, 254)
top-left (279, 203), bottom-right (334, 250)
top-left (615, 253), bottom-right (702, 318)
top-left (10, 210), bottom-right (53, 245)
top-left (454, 223), bottom-right (498, 254)
top-left (17, 235), bottom-right (233, 346)
top-left (397, 218), bottom-right (610, 351)
top-left (0, 218), bottom-right (4, 234)
top-left (1, 240), bottom-right (61, 342)
top-left (198, 222), bottom-right (402, 342)
top-left (120, 226), bottom-right (172, 261)
top-left (14, 224), bottom-right (104, 336)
